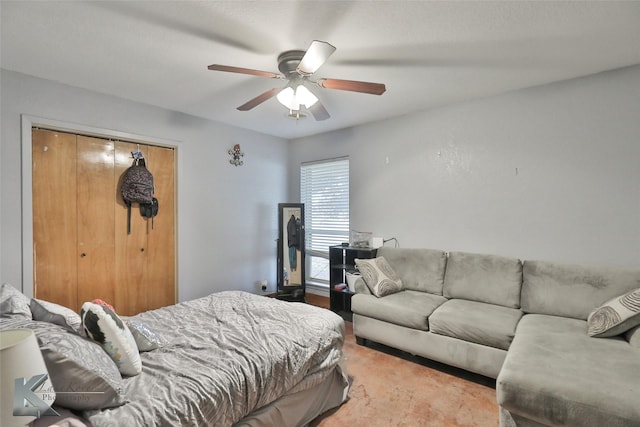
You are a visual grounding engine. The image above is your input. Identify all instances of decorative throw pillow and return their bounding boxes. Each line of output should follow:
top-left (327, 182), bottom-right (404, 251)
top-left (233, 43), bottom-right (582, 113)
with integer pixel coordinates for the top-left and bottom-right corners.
top-left (92, 298), bottom-right (115, 312)
top-left (355, 257), bottom-right (404, 298)
top-left (0, 283), bottom-right (32, 318)
top-left (81, 302), bottom-right (142, 376)
top-left (31, 298), bottom-right (82, 333)
top-left (34, 321), bottom-right (127, 410)
top-left (126, 319), bottom-right (167, 352)
top-left (587, 287), bottom-right (640, 337)
top-left (352, 276), bottom-right (372, 295)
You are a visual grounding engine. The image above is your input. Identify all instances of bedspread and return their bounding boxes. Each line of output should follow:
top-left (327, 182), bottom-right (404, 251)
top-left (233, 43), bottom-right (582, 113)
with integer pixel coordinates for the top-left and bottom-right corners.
top-left (85, 291), bottom-right (346, 426)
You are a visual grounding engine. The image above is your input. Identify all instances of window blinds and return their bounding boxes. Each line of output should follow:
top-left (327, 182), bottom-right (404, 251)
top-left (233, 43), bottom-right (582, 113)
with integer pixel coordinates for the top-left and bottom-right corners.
top-left (300, 158), bottom-right (350, 258)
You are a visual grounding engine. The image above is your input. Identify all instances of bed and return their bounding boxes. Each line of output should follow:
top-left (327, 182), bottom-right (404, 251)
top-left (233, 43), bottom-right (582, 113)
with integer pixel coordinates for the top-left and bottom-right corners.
top-left (0, 285), bottom-right (349, 426)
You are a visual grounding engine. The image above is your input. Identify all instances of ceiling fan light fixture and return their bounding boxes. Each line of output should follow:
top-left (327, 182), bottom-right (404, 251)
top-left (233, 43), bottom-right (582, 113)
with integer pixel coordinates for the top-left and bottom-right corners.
top-left (277, 85), bottom-right (318, 110)
top-left (208, 40), bottom-right (384, 121)
top-left (287, 110), bottom-right (307, 120)
top-left (276, 87), bottom-right (296, 109)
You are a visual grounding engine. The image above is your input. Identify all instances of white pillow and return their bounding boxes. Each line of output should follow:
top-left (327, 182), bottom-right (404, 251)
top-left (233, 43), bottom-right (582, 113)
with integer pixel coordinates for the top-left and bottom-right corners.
top-left (355, 256), bottom-right (403, 298)
top-left (587, 287), bottom-right (640, 338)
top-left (81, 302), bottom-right (142, 376)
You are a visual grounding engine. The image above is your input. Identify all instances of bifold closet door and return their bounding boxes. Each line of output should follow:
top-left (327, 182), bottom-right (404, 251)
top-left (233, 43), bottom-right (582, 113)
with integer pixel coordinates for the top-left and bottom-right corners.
top-left (33, 131), bottom-right (116, 311)
top-left (76, 136), bottom-right (116, 306)
top-left (33, 129), bottom-right (176, 315)
top-left (115, 141), bottom-right (150, 315)
top-left (32, 130), bottom-right (78, 309)
top-left (145, 145), bottom-right (176, 310)
top-left (113, 142), bottom-right (176, 315)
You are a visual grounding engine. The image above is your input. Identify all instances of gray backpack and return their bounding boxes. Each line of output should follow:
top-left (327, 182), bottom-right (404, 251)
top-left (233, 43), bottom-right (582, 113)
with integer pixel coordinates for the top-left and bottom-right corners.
top-left (121, 158), bottom-right (154, 234)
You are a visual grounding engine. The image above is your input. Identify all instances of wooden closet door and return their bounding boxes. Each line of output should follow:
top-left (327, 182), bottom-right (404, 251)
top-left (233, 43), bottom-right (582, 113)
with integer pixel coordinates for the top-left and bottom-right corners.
top-left (146, 146), bottom-right (176, 310)
top-left (76, 136), bottom-right (116, 307)
top-left (32, 130), bottom-right (78, 309)
top-left (33, 130), bottom-right (176, 315)
top-left (114, 142), bottom-right (149, 315)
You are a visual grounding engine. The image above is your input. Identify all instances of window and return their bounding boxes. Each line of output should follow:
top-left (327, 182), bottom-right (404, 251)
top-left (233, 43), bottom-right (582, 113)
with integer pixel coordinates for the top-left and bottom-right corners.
top-left (301, 158), bottom-right (349, 284)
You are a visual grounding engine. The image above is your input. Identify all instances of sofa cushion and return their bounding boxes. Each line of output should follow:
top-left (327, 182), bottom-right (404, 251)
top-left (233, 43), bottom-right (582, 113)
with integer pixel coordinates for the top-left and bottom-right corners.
top-left (497, 314), bottom-right (640, 426)
top-left (429, 299), bottom-right (523, 350)
top-left (377, 247), bottom-right (447, 295)
top-left (587, 287), bottom-right (640, 337)
top-left (443, 251), bottom-right (523, 309)
top-left (351, 290), bottom-right (447, 331)
top-left (626, 325), bottom-right (640, 348)
top-left (521, 260), bottom-right (640, 320)
top-left (355, 257), bottom-right (403, 297)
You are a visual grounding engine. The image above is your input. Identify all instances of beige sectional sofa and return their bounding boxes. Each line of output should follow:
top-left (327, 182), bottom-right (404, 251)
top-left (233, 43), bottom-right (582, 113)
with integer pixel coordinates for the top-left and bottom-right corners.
top-left (351, 247), bottom-right (640, 427)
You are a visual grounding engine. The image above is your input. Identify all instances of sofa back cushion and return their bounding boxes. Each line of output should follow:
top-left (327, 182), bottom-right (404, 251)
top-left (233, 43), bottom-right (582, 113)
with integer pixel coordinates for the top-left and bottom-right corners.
top-left (377, 247), bottom-right (447, 295)
top-left (443, 251), bottom-right (523, 308)
top-left (521, 260), bottom-right (640, 320)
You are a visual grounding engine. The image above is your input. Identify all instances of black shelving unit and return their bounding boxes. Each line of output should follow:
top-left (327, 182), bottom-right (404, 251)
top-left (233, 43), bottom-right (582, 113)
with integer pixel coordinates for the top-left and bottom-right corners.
top-left (329, 245), bottom-right (377, 320)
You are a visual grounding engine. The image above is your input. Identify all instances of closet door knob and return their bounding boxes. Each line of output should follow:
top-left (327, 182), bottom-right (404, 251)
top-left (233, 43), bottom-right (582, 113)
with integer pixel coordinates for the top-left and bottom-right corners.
top-left (140, 248), bottom-right (145, 252)
top-left (81, 253), bottom-right (87, 257)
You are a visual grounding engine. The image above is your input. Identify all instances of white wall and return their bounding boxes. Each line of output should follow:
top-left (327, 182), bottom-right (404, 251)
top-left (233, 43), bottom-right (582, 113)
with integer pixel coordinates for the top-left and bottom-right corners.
top-left (1, 70), bottom-right (288, 301)
top-left (289, 65), bottom-right (640, 268)
top-left (3, 64), bottom-right (639, 306)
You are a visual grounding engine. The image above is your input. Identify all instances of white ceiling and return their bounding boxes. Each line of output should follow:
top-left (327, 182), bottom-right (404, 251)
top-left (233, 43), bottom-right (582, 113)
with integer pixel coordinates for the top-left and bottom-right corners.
top-left (2, 1), bottom-right (640, 139)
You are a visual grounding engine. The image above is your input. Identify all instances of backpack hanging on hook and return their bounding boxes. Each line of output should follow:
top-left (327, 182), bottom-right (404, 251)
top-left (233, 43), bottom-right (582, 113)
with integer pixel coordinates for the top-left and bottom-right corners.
top-left (121, 157), bottom-right (154, 234)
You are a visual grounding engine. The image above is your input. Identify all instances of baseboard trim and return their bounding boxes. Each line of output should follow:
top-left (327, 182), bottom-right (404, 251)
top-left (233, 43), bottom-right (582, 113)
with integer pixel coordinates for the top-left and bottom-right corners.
top-left (306, 283), bottom-right (330, 298)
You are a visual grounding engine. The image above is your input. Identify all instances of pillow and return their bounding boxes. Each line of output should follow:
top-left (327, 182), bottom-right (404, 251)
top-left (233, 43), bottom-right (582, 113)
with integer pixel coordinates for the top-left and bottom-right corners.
top-left (0, 283), bottom-right (32, 318)
top-left (31, 298), bottom-right (82, 333)
top-left (355, 257), bottom-right (404, 298)
top-left (352, 276), bottom-right (372, 295)
top-left (81, 302), bottom-right (142, 376)
top-left (92, 298), bottom-right (115, 312)
top-left (587, 287), bottom-right (640, 337)
top-left (624, 324), bottom-right (640, 348)
top-left (126, 319), bottom-right (167, 352)
top-left (21, 319), bottom-right (126, 410)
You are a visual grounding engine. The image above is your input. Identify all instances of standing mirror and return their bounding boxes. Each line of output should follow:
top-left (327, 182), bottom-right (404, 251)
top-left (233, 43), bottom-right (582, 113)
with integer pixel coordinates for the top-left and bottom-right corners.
top-left (277, 203), bottom-right (305, 301)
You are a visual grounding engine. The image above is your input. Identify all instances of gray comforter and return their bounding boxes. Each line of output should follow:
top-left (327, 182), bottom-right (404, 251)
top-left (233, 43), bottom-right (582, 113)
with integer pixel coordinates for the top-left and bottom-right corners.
top-left (85, 291), bottom-right (346, 426)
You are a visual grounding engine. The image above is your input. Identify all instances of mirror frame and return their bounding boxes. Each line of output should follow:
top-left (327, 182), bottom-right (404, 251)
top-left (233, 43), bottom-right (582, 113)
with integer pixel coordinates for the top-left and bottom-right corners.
top-left (277, 203), bottom-right (305, 301)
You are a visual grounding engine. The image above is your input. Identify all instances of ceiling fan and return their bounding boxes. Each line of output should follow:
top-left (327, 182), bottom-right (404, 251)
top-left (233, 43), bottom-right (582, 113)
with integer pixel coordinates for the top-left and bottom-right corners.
top-left (208, 40), bottom-right (386, 121)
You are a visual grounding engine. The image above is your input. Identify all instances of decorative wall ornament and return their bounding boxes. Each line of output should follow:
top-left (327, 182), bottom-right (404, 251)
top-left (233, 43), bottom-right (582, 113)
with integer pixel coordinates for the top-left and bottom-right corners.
top-left (228, 143), bottom-right (244, 166)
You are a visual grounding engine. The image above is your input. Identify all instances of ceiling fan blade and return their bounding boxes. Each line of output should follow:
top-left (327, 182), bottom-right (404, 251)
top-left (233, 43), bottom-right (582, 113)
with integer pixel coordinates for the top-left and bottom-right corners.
top-left (316, 78), bottom-right (386, 95)
top-left (208, 64), bottom-right (283, 79)
top-left (296, 40), bottom-right (336, 76)
top-left (237, 88), bottom-right (282, 111)
top-left (309, 101), bottom-right (330, 121)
